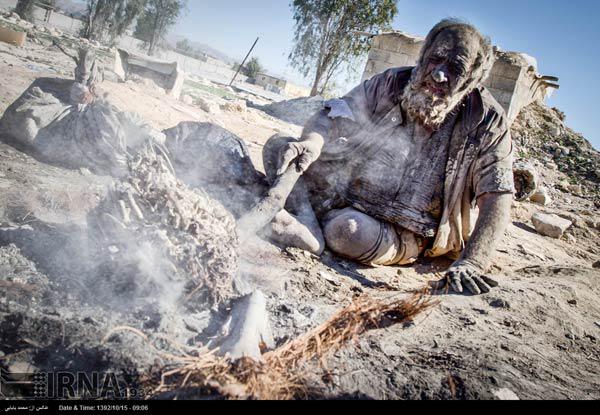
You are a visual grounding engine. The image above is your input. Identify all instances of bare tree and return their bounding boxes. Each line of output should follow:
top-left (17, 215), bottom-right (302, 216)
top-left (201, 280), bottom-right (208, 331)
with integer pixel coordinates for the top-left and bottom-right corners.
top-left (134, 0), bottom-right (186, 56)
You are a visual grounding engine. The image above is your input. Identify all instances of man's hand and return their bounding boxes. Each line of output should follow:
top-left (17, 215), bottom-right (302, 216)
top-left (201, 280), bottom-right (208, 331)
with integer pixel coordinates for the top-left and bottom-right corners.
top-left (277, 139), bottom-right (323, 176)
top-left (445, 259), bottom-right (498, 295)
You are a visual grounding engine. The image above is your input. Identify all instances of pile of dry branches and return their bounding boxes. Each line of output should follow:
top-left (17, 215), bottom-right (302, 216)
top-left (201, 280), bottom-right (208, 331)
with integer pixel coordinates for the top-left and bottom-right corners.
top-left (91, 141), bottom-right (239, 309)
top-left (143, 291), bottom-right (437, 400)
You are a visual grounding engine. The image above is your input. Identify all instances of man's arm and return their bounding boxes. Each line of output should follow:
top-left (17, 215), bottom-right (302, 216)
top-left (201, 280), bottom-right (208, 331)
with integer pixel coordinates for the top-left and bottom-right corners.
top-left (446, 192), bottom-right (512, 295)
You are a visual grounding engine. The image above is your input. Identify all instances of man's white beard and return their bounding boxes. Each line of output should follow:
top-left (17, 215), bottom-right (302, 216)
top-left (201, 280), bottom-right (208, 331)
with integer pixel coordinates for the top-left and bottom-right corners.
top-left (401, 71), bottom-right (470, 131)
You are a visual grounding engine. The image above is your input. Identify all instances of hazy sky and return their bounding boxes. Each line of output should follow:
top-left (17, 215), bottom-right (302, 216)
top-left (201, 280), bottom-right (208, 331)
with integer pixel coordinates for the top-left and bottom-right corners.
top-left (174, 0), bottom-right (600, 149)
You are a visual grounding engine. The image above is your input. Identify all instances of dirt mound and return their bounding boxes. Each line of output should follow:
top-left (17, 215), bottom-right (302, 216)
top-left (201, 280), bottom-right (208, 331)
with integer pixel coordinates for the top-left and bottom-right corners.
top-left (261, 96), bottom-right (325, 127)
top-left (163, 121), bottom-right (268, 217)
top-left (511, 103), bottom-right (600, 203)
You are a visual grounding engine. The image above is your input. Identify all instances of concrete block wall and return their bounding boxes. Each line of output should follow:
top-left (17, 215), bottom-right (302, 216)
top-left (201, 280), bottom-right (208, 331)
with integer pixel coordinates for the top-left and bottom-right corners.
top-left (483, 56), bottom-right (553, 122)
top-left (482, 60), bottom-right (525, 120)
top-left (362, 32), bottom-right (424, 81)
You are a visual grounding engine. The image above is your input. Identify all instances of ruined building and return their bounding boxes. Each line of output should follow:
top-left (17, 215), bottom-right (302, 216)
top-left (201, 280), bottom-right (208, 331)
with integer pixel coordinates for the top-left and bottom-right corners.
top-left (362, 31), bottom-right (560, 123)
top-left (114, 49), bottom-right (185, 100)
top-left (255, 72), bottom-right (311, 98)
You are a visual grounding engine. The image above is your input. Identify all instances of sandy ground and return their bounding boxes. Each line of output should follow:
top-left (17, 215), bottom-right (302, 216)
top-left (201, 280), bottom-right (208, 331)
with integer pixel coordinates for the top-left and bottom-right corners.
top-left (0, 35), bottom-right (599, 400)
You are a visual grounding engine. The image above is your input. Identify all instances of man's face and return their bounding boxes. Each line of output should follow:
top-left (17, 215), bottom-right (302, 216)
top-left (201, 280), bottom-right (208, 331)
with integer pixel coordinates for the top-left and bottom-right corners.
top-left (419, 30), bottom-right (478, 100)
top-left (402, 27), bottom-right (482, 131)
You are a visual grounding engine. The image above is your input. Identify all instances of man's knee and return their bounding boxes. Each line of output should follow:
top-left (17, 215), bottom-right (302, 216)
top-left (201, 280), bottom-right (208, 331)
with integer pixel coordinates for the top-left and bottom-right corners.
top-left (269, 210), bottom-right (325, 256)
top-left (323, 209), bottom-right (391, 262)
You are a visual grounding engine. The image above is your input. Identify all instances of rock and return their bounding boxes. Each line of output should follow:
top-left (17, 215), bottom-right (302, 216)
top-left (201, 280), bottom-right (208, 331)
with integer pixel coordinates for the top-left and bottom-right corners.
top-left (532, 212), bottom-right (573, 239)
top-left (555, 146), bottom-right (570, 157)
top-left (102, 70), bottom-right (121, 83)
top-left (513, 162), bottom-right (538, 201)
top-left (593, 261), bottom-right (600, 269)
top-left (529, 187), bottom-right (552, 206)
top-left (319, 271), bottom-right (341, 287)
top-left (162, 121), bottom-right (265, 216)
top-left (221, 100), bottom-right (247, 113)
top-left (557, 181), bottom-right (571, 192)
top-left (493, 388), bottom-right (519, 401)
top-left (557, 213), bottom-right (585, 228)
top-left (489, 298), bottom-right (511, 309)
top-left (567, 184), bottom-right (583, 196)
top-left (459, 316), bottom-right (477, 326)
top-left (567, 299), bottom-right (578, 306)
top-left (181, 94), bottom-right (193, 105)
top-left (262, 96), bottom-right (325, 126)
top-left (196, 97), bottom-right (220, 114)
top-left (565, 234), bottom-right (577, 244)
top-left (549, 126), bottom-right (562, 138)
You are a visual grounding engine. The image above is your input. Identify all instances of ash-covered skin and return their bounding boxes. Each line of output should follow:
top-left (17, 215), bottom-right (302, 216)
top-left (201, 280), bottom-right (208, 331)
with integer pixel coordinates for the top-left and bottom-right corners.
top-left (401, 21), bottom-right (494, 132)
top-left (271, 19), bottom-right (512, 296)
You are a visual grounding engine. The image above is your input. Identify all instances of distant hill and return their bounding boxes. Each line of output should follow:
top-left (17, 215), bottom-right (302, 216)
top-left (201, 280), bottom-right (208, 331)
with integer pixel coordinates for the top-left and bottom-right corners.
top-left (167, 34), bottom-right (238, 66)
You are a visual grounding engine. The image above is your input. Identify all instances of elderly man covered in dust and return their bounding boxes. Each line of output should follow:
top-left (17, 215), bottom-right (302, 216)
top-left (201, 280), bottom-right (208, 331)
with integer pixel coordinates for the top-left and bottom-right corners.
top-left (263, 19), bottom-right (514, 295)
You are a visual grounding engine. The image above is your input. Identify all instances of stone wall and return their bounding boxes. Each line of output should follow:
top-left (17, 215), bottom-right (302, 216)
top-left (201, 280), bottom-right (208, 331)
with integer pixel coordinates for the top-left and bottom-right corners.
top-left (482, 52), bottom-right (557, 122)
top-left (255, 72), bottom-right (310, 98)
top-left (256, 73), bottom-right (287, 90)
top-left (362, 32), bottom-right (424, 81)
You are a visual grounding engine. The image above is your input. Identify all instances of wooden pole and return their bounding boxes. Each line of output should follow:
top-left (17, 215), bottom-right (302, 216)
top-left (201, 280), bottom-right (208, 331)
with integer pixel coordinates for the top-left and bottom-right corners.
top-left (229, 37), bottom-right (259, 87)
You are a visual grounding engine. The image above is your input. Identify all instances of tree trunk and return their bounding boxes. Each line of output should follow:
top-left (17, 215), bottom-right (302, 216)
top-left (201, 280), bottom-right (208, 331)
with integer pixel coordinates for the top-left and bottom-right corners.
top-left (310, 70), bottom-right (323, 97)
top-left (310, 17), bottom-right (333, 97)
top-left (147, 12), bottom-right (162, 56)
top-left (15, 0), bottom-right (36, 22)
top-left (85, 3), bottom-right (95, 39)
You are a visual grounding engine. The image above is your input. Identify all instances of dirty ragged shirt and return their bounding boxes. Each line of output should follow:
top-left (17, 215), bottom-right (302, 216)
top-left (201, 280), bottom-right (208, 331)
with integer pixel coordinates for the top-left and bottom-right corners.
top-left (304, 67), bottom-right (514, 258)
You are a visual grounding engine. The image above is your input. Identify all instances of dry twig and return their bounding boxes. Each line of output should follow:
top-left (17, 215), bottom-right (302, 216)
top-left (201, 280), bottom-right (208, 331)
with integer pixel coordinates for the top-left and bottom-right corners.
top-left (123, 291), bottom-right (439, 400)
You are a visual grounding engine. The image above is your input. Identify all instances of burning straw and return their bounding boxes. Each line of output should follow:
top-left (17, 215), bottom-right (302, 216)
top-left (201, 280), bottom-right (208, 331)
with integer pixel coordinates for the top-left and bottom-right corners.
top-left (135, 291), bottom-right (438, 400)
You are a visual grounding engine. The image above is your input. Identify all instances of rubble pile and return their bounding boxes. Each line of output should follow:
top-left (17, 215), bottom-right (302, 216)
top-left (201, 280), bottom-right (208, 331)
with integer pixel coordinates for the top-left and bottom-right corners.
top-left (261, 96), bottom-right (325, 127)
top-left (0, 10), bottom-right (107, 51)
top-left (511, 103), bottom-right (600, 203)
